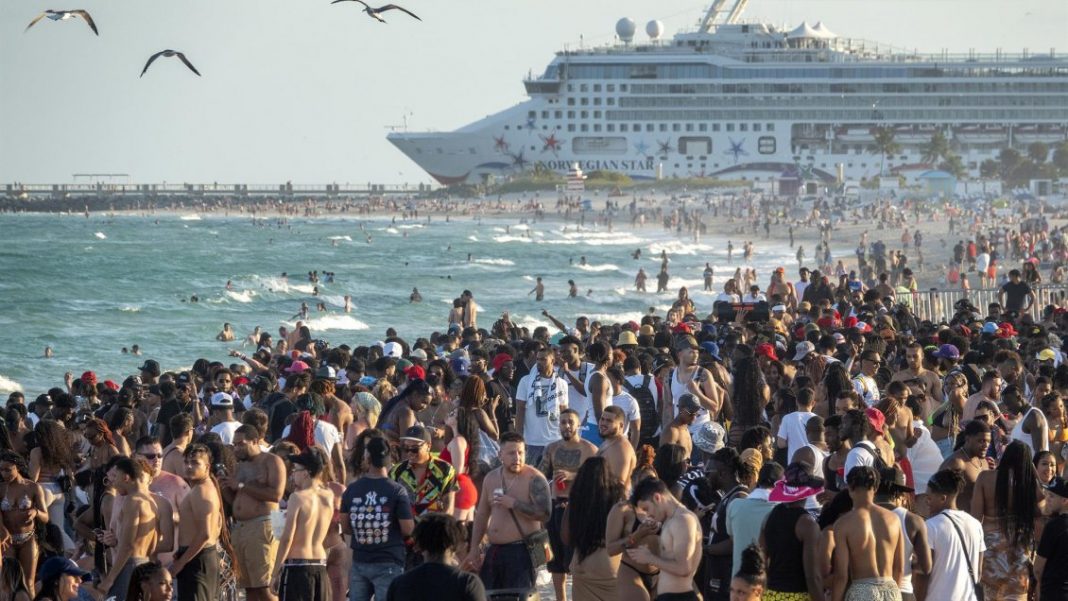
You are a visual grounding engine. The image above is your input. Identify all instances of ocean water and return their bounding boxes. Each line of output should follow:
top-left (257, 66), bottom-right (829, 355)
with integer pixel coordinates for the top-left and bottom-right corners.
top-left (0, 212), bottom-right (799, 395)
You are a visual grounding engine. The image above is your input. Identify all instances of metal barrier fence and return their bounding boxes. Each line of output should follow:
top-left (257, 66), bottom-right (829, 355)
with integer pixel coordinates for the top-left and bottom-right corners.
top-left (907, 284), bottom-right (1068, 322)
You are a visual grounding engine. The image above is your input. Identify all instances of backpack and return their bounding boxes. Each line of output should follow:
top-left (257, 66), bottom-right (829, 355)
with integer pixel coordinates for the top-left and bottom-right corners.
top-left (622, 374), bottom-right (660, 446)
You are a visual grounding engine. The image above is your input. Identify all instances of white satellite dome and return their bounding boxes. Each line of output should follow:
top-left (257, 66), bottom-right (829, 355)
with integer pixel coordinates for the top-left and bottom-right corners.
top-left (646, 20), bottom-right (664, 41)
top-left (615, 17), bottom-right (636, 43)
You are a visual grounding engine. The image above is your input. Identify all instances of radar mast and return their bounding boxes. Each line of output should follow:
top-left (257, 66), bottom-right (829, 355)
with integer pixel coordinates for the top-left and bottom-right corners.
top-left (698, 0), bottom-right (749, 31)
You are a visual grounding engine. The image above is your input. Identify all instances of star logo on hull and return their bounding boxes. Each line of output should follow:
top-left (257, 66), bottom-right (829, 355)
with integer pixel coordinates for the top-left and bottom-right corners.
top-left (493, 136), bottom-right (510, 153)
top-left (725, 138), bottom-right (748, 163)
top-left (510, 150), bottom-right (528, 170)
top-left (657, 139), bottom-right (674, 155)
top-left (634, 140), bottom-right (650, 156)
top-left (540, 133), bottom-right (564, 155)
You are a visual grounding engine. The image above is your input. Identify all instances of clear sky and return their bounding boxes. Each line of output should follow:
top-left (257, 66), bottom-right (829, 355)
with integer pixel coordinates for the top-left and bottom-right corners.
top-left (1, 0), bottom-right (1064, 185)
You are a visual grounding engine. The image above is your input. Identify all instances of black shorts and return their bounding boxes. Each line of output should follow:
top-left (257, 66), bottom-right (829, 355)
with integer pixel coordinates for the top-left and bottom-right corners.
top-left (479, 542), bottom-right (533, 591)
top-left (546, 499), bottom-right (572, 574)
top-left (656, 592), bottom-right (699, 601)
top-left (279, 563), bottom-right (329, 601)
top-left (176, 546), bottom-right (219, 601)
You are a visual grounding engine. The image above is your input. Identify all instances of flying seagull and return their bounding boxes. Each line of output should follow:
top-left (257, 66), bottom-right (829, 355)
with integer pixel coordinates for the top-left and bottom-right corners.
top-left (140, 50), bottom-right (201, 77)
top-left (330, 0), bottom-right (421, 23)
top-left (25, 10), bottom-right (98, 35)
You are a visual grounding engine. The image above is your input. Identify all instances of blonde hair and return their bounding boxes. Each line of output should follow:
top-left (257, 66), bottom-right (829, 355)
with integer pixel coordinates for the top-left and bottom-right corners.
top-left (353, 392), bottom-right (381, 429)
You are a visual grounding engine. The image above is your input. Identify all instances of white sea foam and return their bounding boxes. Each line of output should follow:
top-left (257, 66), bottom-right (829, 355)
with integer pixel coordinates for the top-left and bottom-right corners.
top-left (647, 241), bottom-right (716, 256)
top-left (327, 235), bottom-right (352, 241)
top-left (468, 235), bottom-right (479, 242)
top-left (321, 294), bottom-right (348, 307)
top-left (522, 275), bottom-right (535, 281)
top-left (94, 232), bottom-right (107, 239)
top-left (289, 315), bottom-right (369, 331)
top-left (0, 375), bottom-right (23, 394)
top-left (585, 311), bottom-right (647, 324)
top-left (474, 258), bottom-right (516, 266)
top-left (225, 290), bottom-right (256, 303)
top-left (119, 305), bottom-right (142, 312)
top-left (179, 214), bottom-right (201, 221)
top-left (397, 224), bottom-right (424, 230)
top-left (385, 227), bottom-right (400, 234)
top-left (576, 263), bottom-right (620, 272)
top-left (494, 235), bottom-right (533, 244)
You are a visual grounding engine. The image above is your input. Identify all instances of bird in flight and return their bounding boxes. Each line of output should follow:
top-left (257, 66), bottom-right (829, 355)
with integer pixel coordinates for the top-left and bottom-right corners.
top-left (330, 0), bottom-right (421, 23)
top-left (25, 10), bottom-right (98, 35)
top-left (140, 50), bottom-right (201, 77)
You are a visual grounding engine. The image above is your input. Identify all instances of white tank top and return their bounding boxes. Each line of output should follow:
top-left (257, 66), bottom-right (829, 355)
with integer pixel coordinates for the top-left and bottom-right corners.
top-left (892, 506), bottom-right (914, 593)
top-left (1011, 407), bottom-right (1050, 455)
top-left (671, 366), bottom-right (710, 433)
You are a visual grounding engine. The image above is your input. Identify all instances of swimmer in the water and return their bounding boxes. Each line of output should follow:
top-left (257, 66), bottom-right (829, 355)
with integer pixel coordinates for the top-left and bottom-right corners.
top-left (217, 323), bottom-right (236, 342)
top-left (131, 345), bottom-right (141, 355)
top-left (344, 295), bottom-right (352, 313)
top-left (568, 280), bottom-right (577, 298)
top-left (44, 346), bottom-right (53, 358)
top-left (225, 280), bottom-right (233, 290)
top-left (410, 288), bottom-right (423, 303)
top-left (190, 294), bottom-right (199, 303)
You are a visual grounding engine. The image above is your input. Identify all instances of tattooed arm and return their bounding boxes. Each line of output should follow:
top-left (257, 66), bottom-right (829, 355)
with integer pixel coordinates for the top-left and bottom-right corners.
top-left (511, 471), bottom-right (552, 523)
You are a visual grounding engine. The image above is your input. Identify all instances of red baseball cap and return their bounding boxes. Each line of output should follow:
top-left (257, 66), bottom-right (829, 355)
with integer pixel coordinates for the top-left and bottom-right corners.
top-left (865, 407), bottom-right (886, 435)
top-left (755, 343), bottom-right (778, 361)
top-left (404, 365), bottom-right (426, 381)
top-left (81, 371), bottom-right (97, 385)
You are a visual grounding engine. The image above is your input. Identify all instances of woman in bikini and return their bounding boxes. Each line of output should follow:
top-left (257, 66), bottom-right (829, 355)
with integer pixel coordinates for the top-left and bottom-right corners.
top-left (27, 420), bottom-right (76, 553)
top-left (606, 493), bottom-right (661, 601)
top-left (0, 451), bottom-right (49, 596)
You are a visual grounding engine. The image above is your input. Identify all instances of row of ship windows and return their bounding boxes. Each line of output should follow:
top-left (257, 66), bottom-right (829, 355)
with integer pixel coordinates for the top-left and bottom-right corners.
top-left (618, 95), bottom-right (1068, 109)
top-left (555, 65), bottom-right (1068, 82)
top-left (604, 108), bottom-right (1068, 120)
top-left (510, 117), bottom-right (777, 133)
top-left (621, 82), bottom-right (1068, 95)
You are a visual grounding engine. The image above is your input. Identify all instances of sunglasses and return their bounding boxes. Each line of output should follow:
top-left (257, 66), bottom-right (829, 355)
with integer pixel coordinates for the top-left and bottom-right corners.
top-left (402, 446), bottom-right (423, 454)
top-left (138, 453), bottom-right (162, 460)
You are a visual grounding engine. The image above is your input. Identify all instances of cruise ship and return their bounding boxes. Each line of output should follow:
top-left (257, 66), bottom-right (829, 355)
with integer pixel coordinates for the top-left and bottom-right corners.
top-left (387, 0), bottom-right (1068, 187)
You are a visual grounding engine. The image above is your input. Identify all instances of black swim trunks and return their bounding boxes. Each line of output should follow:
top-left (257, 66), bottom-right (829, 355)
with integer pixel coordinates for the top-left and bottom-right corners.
top-left (175, 546), bottom-right (219, 601)
top-left (279, 561), bottom-right (329, 601)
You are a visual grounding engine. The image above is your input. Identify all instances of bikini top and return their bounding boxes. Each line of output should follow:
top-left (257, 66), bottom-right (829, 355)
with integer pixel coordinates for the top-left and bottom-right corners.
top-left (0, 495), bottom-right (32, 512)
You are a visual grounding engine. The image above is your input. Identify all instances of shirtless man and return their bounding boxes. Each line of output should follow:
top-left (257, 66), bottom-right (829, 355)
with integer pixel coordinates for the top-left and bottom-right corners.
top-left (0, 451), bottom-right (48, 595)
top-left (172, 444), bottom-right (224, 601)
top-left (222, 425), bottom-right (286, 601)
top-left (135, 436), bottom-right (187, 565)
top-left (891, 343), bottom-right (942, 416)
top-left (937, 420), bottom-right (991, 512)
top-left (313, 367), bottom-right (353, 446)
top-left (598, 406), bottom-right (637, 487)
top-left (875, 466), bottom-right (930, 601)
top-left (538, 409), bottom-right (597, 601)
top-left (832, 466), bottom-right (904, 601)
top-left (625, 478), bottom-right (703, 601)
top-left (464, 432), bottom-right (552, 592)
top-left (162, 414), bottom-right (194, 476)
top-left (99, 457), bottom-right (160, 599)
top-left (271, 449), bottom-right (334, 601)
top-left (660, 393), bottom-right (699, 459)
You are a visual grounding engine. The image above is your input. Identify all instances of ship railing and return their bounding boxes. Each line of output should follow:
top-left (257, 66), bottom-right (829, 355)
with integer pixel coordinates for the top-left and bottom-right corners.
top-left (901, 284), bottom-right (1067, 323)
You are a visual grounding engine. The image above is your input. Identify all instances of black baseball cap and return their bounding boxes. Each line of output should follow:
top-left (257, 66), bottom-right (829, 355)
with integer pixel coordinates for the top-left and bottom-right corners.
top-left (400, 424), bottom-right (432, 445)
top-left (138, 360), bottom-right (161, 377)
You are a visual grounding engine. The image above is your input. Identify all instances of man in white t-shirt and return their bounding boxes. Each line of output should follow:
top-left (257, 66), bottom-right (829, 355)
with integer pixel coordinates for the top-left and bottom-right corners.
top-left (516, 346), bottom-right (569, 468)
top-left (843, 408), bottom-right (886, 476)
top-left (794, 268), bottom-right (811, 303)
top-left (607, 366), bottom-right (641, 448)
top-left (924, 469), bottom-right (985, 601)
top-left (776, 387), bottom-right (818, 462)
top-left (208, 392), bottom-right (243, 444)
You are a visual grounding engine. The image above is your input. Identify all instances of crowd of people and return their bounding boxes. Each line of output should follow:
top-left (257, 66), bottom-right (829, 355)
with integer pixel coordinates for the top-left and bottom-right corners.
top-left (5, 242), bottom-right (1068, 601)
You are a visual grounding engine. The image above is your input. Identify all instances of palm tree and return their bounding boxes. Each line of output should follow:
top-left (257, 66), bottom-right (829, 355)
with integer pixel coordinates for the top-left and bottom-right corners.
top-left (872, 127), bottom-right (902, 175)
top-left (938, 154), bottom-right (966, 179)
top-left (921, 129), bottom-right (950, 165)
